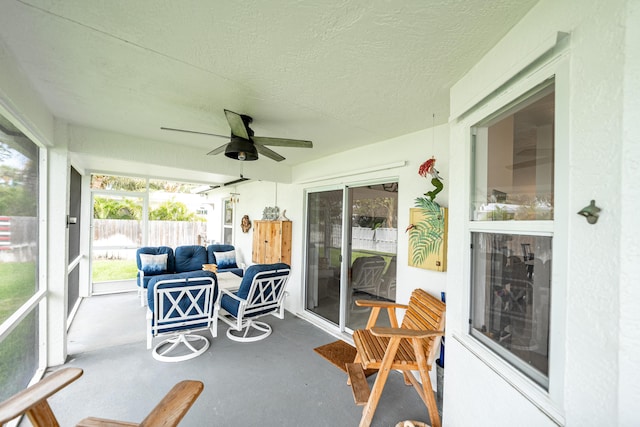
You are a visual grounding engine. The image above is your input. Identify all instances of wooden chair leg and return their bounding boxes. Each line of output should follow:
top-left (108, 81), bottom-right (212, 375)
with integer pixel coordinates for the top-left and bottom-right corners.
top-left (359, 337), bottom-right (401, 427)
top-left (26, 400), bottom-right (60, 427)
top-left (412, 338), bottom-right (441, 427)
top-left (348, 346), bottom-right (363, 386)
top-left (402, 371), bottom-right (413, 385)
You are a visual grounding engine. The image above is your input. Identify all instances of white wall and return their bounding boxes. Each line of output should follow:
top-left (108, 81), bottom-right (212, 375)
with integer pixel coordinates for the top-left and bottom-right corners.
top-left (618, 1), bottom-right (640, 424)
top-left (0, 38), bottom-right (54, 146)
top-left (445, 0), bottom-right (638, 426)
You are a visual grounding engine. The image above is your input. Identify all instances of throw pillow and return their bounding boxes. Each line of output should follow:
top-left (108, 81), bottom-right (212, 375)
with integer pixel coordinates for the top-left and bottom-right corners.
top-left (139, 253), bottom-right (168, 274)
top-left (214, 250), bottom-right (237, 269)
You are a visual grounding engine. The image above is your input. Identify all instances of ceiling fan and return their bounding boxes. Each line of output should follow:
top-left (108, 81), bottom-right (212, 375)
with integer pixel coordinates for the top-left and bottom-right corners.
top-left (161, 109), bottom-right (313, 162)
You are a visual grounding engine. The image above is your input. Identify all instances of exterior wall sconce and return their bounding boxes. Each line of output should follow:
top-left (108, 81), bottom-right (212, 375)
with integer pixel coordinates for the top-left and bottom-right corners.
top-left (577, 200), bottom-right (601, 224)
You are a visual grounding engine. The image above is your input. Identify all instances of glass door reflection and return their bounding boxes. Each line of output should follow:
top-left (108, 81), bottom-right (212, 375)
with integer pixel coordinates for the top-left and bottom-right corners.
top-left (345, 184), bottom-right (397, 331)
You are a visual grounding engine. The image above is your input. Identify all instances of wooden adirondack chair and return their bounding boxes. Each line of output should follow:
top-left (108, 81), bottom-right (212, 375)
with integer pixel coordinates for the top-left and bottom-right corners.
top-left (347, 288), bottom-right (446, 427)
top-left (0, 367), bottom-right (203, 427)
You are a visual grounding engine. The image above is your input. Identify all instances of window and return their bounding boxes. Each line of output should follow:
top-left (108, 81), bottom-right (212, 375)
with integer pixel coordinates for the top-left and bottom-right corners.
top-left (90, 175), bottom-right (207, 294)
top-left (222, 198), bottom-right (233, 245)
top-left (0, 114), bottom-right (42, 401)
top-left (469, 82), bottom-right (554, 388)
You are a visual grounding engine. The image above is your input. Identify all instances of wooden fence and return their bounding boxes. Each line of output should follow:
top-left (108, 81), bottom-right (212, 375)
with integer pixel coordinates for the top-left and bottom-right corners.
top-left (310, 226), bottom-right (398, 255)
top-left (0, 216), bottom-right (37, 263)
top-left (93, 219), bottom-right (206, 259)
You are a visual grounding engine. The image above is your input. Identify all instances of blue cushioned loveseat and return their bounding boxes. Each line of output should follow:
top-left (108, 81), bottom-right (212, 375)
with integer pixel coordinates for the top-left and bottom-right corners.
top-left (136, 244), bottom-right (244, 306)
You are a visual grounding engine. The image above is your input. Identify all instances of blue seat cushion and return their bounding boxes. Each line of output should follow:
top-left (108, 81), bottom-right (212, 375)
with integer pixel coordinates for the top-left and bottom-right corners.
top-left (174, 245), bottom-right (208, 273)
top-left (221, 263), bottom-right (289, 317)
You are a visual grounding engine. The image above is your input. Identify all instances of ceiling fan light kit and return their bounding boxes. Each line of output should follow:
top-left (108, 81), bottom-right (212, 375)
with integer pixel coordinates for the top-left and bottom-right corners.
top-left (225, 136), bottom-right (258, 161)
top-left (162, 109), bottom-right (312, 162)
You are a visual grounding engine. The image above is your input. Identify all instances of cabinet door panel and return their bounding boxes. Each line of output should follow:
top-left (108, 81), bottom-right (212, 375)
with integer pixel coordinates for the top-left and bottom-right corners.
top-left (252, 220), bottom-right (291, 265)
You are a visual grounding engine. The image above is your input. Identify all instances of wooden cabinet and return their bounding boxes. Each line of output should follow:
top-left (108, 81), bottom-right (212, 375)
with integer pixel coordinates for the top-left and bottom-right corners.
top-left (252, 220), bottom-right (292, 265)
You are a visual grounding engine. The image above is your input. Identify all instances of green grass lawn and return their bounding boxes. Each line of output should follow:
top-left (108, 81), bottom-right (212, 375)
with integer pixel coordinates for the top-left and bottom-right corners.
top-left (92, 259), bottom-right (138, 282)
top-left (0, 262), bottom-right (38, 401)
top-left (0, 262), bottom-right (36, 324)
top-left (0, 259), bottom-right (137, 399)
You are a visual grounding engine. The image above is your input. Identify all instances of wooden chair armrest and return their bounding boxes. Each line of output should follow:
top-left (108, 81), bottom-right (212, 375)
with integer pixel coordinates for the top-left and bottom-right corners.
top-left (140, 380), bottom-right (204, 426)
top-left (76, 381), bottom-right (203, 427)
top-left (0, 367), bottom-right (83, 424)
top-left (370, 327), bottom-right (444, 339)
top-left (354, 300), bottom-right (408, 310)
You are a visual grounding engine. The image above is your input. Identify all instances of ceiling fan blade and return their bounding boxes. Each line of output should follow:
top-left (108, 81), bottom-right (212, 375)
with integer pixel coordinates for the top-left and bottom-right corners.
top-left (206, 143), bottom-right (228, 156)
top-left (255, 143), bottom-right (285, 162)
top-left (224, 110), bottom-right (250, 140)
top-left (161, 127), bottom-right (228, 139)
top-left (252, 136), bottom-right (313, 148)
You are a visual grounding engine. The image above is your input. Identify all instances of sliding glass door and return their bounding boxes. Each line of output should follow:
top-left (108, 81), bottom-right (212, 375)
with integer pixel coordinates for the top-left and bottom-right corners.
top-left (305, 181), bottom-right (398, 333)
top-left (305, 189), bottom-right (343, 325)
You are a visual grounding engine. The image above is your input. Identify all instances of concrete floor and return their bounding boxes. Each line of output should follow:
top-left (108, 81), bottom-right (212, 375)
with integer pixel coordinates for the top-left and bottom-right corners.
top-left (42, 292), bottom-right (434, 426)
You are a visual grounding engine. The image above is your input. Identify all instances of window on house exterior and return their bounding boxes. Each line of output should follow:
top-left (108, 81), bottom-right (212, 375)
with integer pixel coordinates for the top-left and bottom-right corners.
top-left (469, 82), bottom-right (554, 388)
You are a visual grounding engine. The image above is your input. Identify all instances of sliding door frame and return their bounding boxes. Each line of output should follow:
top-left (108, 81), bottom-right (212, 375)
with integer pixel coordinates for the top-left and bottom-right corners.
top-left (303, 177), bottom-right (398, 336)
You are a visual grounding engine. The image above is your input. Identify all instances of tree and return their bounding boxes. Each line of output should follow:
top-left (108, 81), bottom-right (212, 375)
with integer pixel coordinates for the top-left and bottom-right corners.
top-left (149, 200), bottom-right (203, 222)
top-left (0, 186), bottom-right (36, 216)
top-left (93, 197), bottom-right (142, 220)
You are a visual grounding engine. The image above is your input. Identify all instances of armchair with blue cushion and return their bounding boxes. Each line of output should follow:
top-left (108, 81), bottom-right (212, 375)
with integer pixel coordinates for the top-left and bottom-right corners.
top-left (216, 263), bottom-right (290, 342)
top-left (136, 246), bottom-right (175, 306)
top-left (146, 270), bottom-right (218, 362)
top-left (206, 244), bottom-right (245, 277)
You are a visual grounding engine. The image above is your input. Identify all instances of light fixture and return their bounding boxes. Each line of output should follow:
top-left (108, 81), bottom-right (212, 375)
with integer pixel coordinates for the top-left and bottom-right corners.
top-left (577, 200), bottom-right (601, 224)
top-left (224, 136), bottom-right (258, 161)
top-left (229, 192), bottom-right (240, 204)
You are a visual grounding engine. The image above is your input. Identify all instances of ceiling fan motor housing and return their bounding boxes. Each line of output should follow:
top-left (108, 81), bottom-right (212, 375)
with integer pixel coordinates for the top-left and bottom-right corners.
top-left (225, 136), bottom-right (258, 161)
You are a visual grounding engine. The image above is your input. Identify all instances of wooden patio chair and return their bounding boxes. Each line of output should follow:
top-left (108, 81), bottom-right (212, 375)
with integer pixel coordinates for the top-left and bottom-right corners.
top-left (0, 367), bottom-right (203, 427)
top-left (347, 288), bottom-right (446, 427)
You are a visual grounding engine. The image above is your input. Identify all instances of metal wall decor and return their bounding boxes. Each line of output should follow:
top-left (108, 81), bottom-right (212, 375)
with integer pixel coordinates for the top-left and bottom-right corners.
top-left (262, 206), bottom-right (280, 220)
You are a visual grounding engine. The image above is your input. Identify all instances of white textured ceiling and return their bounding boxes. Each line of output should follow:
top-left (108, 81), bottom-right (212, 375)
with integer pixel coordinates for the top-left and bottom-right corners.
top-left (0, 0), bottom-right (538, 183)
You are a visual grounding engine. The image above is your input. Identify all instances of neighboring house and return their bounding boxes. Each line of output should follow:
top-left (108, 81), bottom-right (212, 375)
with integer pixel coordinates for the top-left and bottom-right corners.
top-left (0, 0), bottom-right (638, 426)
